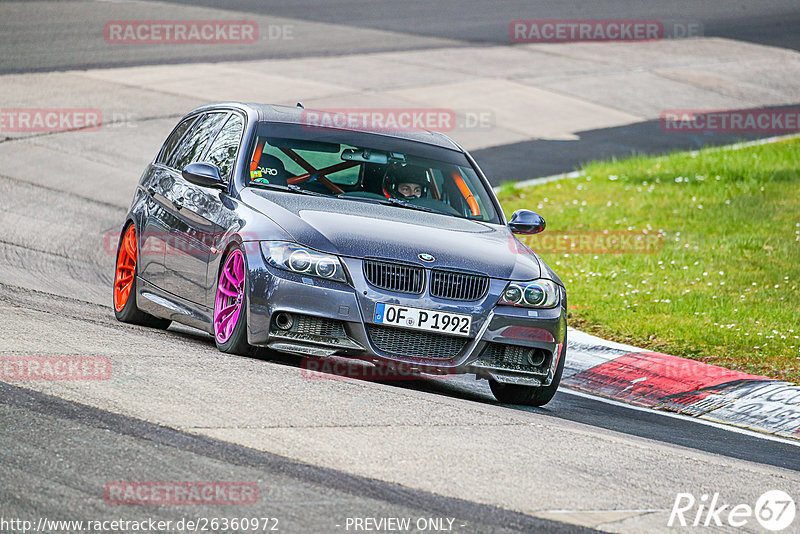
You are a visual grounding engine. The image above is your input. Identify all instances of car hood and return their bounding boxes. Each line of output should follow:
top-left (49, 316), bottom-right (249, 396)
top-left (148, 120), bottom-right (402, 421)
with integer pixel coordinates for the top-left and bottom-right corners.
top-left (242, 189), bottom-right (542, 280)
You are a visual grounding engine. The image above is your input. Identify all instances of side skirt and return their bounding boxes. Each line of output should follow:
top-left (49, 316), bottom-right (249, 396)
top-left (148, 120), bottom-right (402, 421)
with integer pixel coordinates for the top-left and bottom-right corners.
top-left (136, 277), bottom-right (214, 334)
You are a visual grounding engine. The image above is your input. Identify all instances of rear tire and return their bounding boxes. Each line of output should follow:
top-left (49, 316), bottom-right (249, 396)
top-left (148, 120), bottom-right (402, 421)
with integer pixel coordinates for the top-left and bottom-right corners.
top-left (213, 246), bottom-right (252, 356)
top-left (489, 338), bottom-right (566, 407)
top-left (113, 223), bottom-right (172, 330)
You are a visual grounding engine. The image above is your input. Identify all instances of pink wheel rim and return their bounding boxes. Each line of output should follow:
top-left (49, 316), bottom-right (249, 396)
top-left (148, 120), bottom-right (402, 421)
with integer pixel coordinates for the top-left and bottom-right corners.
top-left (214, 249), bottom-right (245, 343)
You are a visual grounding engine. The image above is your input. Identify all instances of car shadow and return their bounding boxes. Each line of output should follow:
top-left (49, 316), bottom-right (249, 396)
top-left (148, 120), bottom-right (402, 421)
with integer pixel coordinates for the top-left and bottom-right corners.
top-left (163, 322), bottom-right (554, 413)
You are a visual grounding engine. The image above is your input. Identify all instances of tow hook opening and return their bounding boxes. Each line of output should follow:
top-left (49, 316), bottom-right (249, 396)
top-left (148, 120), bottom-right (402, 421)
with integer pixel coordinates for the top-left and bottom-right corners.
top-left (274, 312), bottom-right (294, 331)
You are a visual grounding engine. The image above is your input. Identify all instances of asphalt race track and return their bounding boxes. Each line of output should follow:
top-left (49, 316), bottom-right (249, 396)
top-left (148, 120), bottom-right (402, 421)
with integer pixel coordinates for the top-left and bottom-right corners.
top-left (0, 382), bottom-right (589, 533)
top-left (4, 0), bottom-right (799, 73)
top-left (3, 0), bottom-right (800, 181)
top-left (1, 1), bottom-right (800, 532)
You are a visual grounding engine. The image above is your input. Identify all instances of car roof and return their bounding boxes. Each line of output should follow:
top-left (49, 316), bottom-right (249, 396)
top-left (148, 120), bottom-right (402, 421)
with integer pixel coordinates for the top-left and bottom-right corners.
top-left (190, 102), bottom-right (464, 152)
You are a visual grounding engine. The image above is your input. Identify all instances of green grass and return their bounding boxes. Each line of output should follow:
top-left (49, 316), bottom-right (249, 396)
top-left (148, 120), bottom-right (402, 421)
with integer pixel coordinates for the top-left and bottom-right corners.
top-left (497, 138), bottom-right (800, 381)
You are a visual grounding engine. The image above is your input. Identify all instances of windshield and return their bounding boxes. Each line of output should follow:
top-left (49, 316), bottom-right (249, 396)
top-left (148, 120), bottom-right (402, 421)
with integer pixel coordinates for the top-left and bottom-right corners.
top-left (245, 135), bottom-right (500, 223)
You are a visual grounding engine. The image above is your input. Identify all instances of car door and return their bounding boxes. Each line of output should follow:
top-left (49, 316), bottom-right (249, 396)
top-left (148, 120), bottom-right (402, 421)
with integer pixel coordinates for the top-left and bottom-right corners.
top-left (196, 113), bottom-right (247, 306)
top-left (161, 111), bottom-right (229, 305)
top-left (138, 114), bottom-right (198, 290)
top-left (173, 112), bottom-right (245, 308)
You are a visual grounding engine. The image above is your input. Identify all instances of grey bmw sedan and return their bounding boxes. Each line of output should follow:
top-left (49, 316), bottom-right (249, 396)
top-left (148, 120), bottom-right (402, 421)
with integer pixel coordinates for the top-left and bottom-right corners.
top-left (113, 102), bottom-right (567, 406)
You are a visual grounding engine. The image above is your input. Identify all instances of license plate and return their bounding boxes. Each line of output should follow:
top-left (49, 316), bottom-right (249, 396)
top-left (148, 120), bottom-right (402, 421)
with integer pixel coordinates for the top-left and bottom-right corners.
top-left (373, 303), bottom-right (472, 337)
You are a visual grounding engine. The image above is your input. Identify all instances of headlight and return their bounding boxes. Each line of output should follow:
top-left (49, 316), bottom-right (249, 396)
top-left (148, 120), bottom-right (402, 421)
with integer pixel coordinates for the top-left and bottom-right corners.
top-left (499, 279), bottom-right (560, 308)
top-left (261, 242), bottom-right (347, 282)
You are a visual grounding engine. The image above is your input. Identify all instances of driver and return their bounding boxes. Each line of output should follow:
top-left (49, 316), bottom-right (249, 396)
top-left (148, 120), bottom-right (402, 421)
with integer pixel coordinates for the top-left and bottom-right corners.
top-left (384, 165), bottom-right (429, 200)
top-left (397, 181), bottom-right (423, 198)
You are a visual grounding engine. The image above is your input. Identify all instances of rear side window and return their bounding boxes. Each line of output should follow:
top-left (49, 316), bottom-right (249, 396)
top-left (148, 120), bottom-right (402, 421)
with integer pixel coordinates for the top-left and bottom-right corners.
top-left (167, 112), bottom-right (228, 171)
top-left (204, 114), bottom-right (244, 182)
top-left (156, 116), bottom-right (196, 165)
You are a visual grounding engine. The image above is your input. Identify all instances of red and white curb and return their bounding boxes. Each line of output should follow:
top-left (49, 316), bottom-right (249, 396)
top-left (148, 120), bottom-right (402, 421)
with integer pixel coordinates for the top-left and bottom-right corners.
top-left (564, 329), bottom-right (800, 440)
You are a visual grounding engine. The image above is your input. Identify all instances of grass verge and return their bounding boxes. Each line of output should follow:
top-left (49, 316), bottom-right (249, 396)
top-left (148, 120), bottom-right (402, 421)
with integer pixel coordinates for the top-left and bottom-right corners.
top-left (497, 138), bottom-right (800, 382)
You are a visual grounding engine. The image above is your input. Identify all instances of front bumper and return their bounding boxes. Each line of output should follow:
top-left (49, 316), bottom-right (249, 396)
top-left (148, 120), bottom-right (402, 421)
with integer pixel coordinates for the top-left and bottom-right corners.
top-left (245, 250), bottom-right (567, 387)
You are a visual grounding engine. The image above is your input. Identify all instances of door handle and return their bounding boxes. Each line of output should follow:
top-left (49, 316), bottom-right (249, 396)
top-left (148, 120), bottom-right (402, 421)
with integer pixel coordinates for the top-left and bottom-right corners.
top-left (172, 197), bottom-right (184, 210)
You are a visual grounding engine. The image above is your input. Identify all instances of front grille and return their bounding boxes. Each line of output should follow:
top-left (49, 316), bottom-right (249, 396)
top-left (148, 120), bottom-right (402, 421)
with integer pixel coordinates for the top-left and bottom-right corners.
top-left (367, 325), bottom-right (468, 360)
top-left (430, 270), bottom-right (489, 301)
top-left (363, 260), bottom-right (424, 294)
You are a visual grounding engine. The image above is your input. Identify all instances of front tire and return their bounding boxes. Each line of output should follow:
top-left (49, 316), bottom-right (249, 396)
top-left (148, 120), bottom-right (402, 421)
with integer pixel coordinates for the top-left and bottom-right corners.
top-left (113, 222), bottom-right (171, 329)
top-left (213, 247), bottom-right (252, 356)
top-left (489, 340), bottom-right (566, 407)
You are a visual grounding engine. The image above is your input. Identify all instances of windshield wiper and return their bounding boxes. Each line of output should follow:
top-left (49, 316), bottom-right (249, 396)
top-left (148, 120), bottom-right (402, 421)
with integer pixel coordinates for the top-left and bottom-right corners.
top-left (249, 182), bottom-right (330, 197)
top-left (287, 184), bottom-right (330, 197)
top-left (337, 195), bottom-right (438, 214)
top-left (384, 197), bottom-right (439, 213)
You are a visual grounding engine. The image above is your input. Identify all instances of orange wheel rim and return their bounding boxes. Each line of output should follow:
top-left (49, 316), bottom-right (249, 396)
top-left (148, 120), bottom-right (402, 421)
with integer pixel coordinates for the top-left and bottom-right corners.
top-left (114, 224), bottom-right (137, 312)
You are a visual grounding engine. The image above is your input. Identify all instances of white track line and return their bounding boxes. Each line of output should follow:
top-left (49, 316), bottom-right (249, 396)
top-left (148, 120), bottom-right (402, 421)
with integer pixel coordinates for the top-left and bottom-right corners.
top-left (560, 387), bottom-right (800, 447)
top-left (540, 509), bottom-right (668, 514)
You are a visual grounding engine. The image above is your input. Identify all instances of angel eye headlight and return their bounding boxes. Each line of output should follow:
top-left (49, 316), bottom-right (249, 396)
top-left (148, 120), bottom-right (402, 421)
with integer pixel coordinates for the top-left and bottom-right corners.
top-left (502, 284), bottom-right (523, 304)
top-left (261, 242), bottom-right (346, 282)
top-left (315, 257), bottom-right (338, 278)
top-left (288, 250), bottom-right (312, 272)
top-left (523, 285), bottom-right (545, 306)
top-left (499, 279), bottom-right (560, 308)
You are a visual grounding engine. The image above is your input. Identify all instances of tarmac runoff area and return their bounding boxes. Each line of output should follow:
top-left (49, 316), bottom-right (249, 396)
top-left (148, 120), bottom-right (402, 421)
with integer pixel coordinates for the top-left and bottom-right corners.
top-left (1, 36), bottom-right (799, 181)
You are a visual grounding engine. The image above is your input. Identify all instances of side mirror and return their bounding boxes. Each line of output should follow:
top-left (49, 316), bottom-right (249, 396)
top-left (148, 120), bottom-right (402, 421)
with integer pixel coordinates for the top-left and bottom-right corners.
top-left (182, 162), bottom-right (226, 189)
top-left (508, 209), bottom-right (546, 235)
